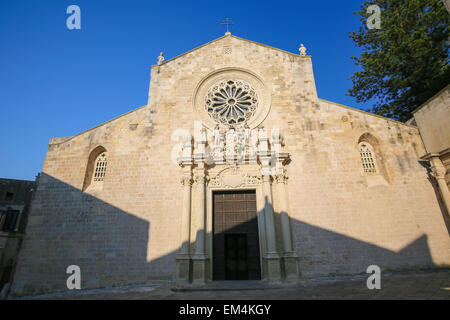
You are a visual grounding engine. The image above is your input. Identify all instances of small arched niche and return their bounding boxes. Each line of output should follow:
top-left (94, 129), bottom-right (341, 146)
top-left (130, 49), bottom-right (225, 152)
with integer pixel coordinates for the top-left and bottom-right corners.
top-left (82, 146), bottom-right (108, 192)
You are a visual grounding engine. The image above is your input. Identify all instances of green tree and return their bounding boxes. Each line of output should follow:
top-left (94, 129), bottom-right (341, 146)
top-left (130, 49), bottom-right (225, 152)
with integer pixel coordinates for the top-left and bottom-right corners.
top-left (349, 0), bottom-right (449, 122)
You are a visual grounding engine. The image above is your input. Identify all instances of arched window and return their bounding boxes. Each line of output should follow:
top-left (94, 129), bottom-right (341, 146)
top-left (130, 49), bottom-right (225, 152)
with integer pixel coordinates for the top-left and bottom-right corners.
top-left (82, 146), bottom-right (108, 192)
top-left (359, 142), bottom-right (377, 173)
top-left (357, 133), bottom-right (390, 186)
top-left (93, 152), bottom-right (107, 182)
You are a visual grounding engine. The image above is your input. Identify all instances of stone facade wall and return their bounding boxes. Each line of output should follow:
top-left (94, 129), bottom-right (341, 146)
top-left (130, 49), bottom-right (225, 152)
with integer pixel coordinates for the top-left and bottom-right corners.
top-left (11, 106), bottom-right (182, 295)
top-left (285, 99), bottom-right (450, 277)
top-left (11, 35), bottom-right (450, 296)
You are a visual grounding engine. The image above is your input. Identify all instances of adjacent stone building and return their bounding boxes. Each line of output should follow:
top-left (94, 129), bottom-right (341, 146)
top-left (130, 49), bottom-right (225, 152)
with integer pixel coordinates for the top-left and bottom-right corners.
top-left (10, 34), bottom-right (450, 296)
top-left (410, 85), bottom-right (450, 233)
top-left (0, 178), bottom-right (35, 293)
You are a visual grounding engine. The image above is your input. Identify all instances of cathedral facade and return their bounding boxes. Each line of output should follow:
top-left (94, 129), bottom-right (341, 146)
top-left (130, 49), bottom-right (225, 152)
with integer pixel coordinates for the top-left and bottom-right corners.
top-left (11, 34), bottom-right (450, 296)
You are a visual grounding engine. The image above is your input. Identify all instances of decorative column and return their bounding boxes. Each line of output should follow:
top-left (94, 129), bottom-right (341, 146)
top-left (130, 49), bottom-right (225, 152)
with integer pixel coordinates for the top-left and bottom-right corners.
top-left (192, 126), bottom-right (208, 284)
top-left (274, 169), bottom-right (299, 281)
top-left (430, 156), bottom-right (450, 215)
top-left (261, 173), bottom-right (282, 282)
top-left (270, 129), bottom-right (299, 281)
top-left (175, 132), bottom-right (193, 283)
top-left (175, 165), bottom-right (192, 283)
top-left (260, 152), bottom-right (282, 282)
top-left (192, 164), bottom-right (207, 284)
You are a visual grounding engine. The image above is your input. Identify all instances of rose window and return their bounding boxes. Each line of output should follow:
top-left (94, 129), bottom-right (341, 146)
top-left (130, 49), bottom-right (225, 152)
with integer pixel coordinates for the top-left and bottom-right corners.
top-left (205, 80), bottom-right (258, 127)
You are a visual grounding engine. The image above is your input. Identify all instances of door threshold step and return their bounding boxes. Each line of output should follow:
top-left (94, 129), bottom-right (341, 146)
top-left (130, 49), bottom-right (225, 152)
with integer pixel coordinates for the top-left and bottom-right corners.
top-left (171, 281), bottom-right (284, 292)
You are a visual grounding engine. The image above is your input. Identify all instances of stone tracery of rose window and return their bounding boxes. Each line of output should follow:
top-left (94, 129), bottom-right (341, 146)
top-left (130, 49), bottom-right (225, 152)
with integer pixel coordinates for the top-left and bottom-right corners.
top-left (205, 79), bottom-right (258, 128)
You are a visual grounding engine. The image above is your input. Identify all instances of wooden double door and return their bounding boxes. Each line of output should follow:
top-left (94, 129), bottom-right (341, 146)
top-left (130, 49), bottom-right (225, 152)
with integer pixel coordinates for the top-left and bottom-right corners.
top-left (212, 190), bottom-right (261, 280)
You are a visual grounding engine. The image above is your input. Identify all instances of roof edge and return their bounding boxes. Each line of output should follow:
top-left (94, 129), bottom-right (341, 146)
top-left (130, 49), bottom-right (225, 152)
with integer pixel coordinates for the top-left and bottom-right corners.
top-left (152, 34), bottom-right (307, 68)
top-left (49, 104), bottom-right (149, 146)
top-left (0, 178), bottom-right (36, 183)
top-left (319, 98), bottom-right (418, 129)
top-left (420, 148), bottom-right (450, 160)
top-left (412, 84), bottom-right (450, 115)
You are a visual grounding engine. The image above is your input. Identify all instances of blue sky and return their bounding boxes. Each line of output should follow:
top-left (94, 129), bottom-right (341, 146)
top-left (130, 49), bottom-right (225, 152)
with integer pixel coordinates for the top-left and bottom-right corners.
top-left (0, 0), bottom-right (374, 180)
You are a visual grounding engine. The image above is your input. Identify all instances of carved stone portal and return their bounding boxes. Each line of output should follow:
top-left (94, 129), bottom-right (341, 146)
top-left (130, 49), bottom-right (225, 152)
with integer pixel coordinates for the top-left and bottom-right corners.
top-left (176, 146), bottom-right (298, 283)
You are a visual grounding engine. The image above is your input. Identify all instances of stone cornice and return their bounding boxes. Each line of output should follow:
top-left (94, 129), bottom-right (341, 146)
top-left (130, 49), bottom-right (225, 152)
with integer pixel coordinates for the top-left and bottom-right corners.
top-left (319, 99), bottom-right (419, 130)
top-left (420, 148), bottom-right (450, 161)
top-left (411, 84), bottom-right (450, 115)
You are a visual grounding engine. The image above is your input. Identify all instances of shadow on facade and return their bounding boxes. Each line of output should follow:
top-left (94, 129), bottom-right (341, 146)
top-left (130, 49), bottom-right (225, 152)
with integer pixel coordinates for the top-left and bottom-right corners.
top-left (418, 160), bottom-right (450, 235)
top-left (427, 171), bottom-right (450, 235)
top-left (9, 173), bottom-right (447, 297)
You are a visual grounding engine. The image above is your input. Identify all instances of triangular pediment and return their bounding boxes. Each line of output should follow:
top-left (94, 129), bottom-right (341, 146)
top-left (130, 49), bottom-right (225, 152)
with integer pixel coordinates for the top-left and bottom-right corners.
top-left (157, 34), bottom-right (301, 67)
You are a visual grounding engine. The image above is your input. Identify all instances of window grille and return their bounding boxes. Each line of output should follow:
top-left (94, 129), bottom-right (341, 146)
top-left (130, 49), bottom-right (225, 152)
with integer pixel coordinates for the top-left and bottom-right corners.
top-left (93, 153), bottom-right (107, 182)
top-left (359, 143), bottom-right (376, 173)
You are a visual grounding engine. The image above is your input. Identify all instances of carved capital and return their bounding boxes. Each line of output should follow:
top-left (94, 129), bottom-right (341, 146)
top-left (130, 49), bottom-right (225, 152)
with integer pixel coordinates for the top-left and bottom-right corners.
top-left (193, 173), bottom-right (206, 186)
top-left (181, 176), bottom-right (193, 187)
top-left (274, 173), bottom-right (288, 184)
top-left (431, 165), bottom-right (446, 180)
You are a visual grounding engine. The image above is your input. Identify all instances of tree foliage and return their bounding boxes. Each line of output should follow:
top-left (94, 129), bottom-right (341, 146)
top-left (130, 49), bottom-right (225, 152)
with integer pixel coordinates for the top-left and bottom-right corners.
top-left (349, 0), bottom-right (449, 121)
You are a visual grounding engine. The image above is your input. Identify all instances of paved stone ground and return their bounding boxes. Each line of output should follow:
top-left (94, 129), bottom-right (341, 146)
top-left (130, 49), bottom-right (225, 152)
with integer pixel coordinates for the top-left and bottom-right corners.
top-left (10, 269), bottom-right (450, 300)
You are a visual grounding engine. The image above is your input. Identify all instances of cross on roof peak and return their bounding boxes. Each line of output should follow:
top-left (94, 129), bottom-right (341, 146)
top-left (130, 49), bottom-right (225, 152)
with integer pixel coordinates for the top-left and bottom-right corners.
top-left (221, 18), bottom-right (234, 35)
